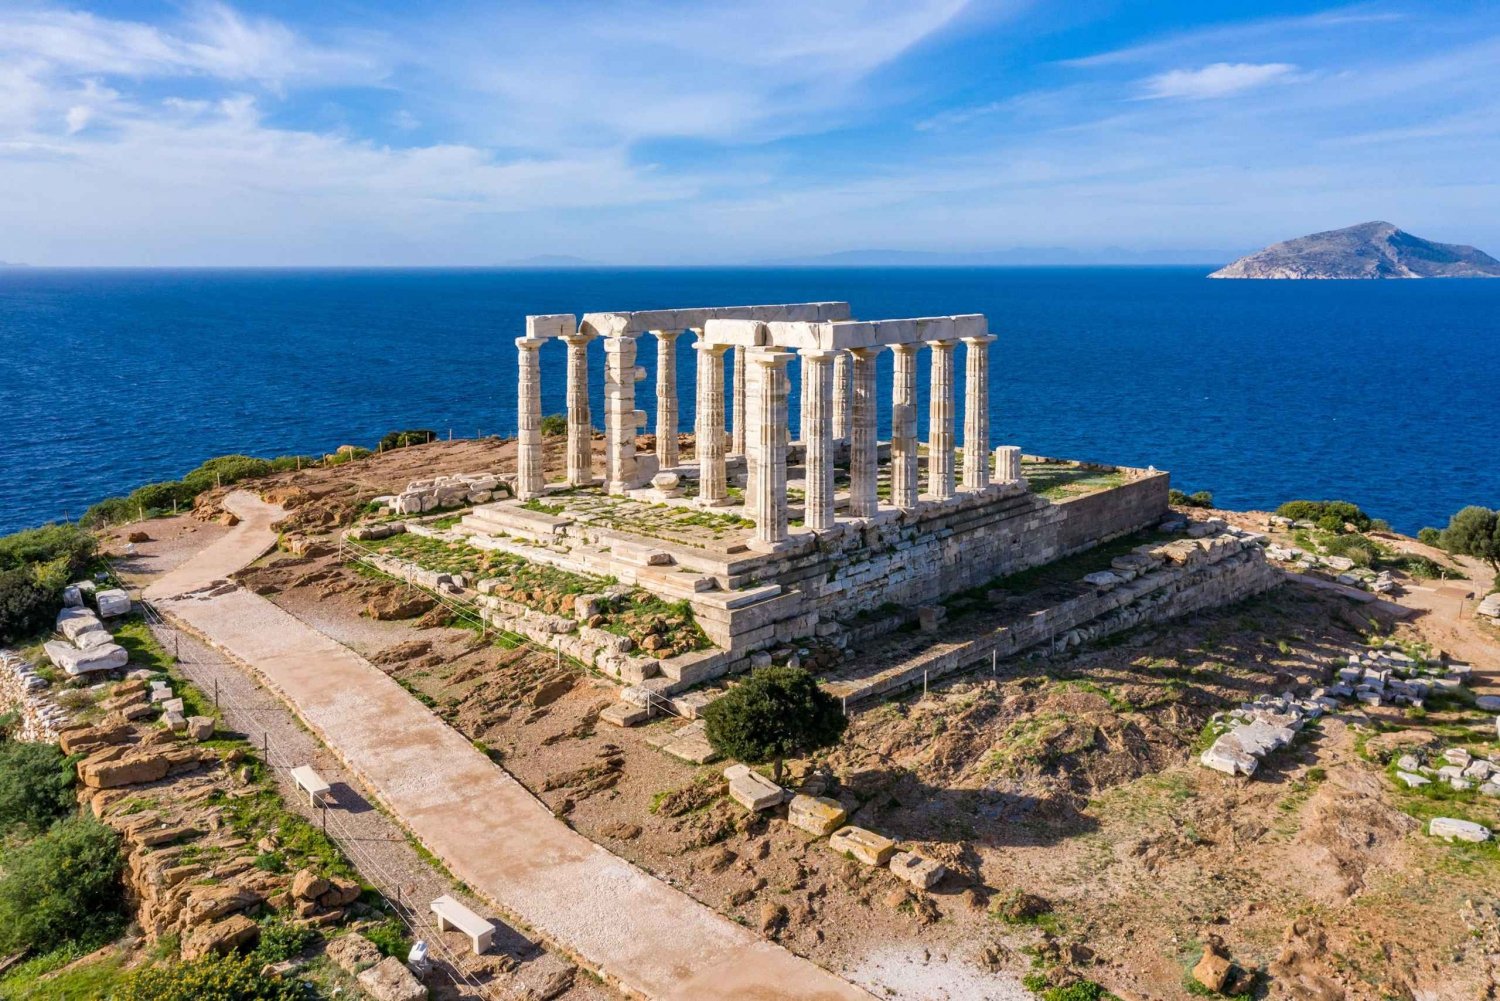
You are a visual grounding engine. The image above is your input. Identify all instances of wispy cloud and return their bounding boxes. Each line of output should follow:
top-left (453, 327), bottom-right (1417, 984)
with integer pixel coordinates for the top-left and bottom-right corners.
top-left (1140, 62), bottom-right (1300, 100)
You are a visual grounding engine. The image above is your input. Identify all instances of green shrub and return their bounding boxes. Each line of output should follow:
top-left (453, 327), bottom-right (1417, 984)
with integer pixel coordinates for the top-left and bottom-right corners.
top-left (539, 413), bottom-right (569, 436)
top-left (1418, 527), bottom-right (1442, 545)
top-left (0, 815), bottom-right (125, 955)
top-left (378, 429), bottom-right (436, 451)
top-left (0, 523), bottom-right (97, 575)
top-left (1316, 513), bottom-right (1345, 534)
top-left (702, 666), bottom-right (848, 783)
top-left (1438, 506), bottom-right (1500, 572)
top-left (0, 741), bottom-right (76, 833)
top-left (1275, 500), bottom-right (1371, 532)
top-left (362, 917), bottom-right (411, 959)
top-left (1169, 489), bottom-right (1215, 509)
top-left (82, 454), bottom-right (280, 526)
top-left (251, 917), bottom-right (317, 965)
top-left (113, 952), bottom-right (303, 1001)
top-left (0, 566), bottom-right (58, 644)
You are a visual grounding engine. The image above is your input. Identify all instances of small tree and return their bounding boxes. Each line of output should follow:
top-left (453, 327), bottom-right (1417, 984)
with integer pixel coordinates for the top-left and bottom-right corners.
top-left (1439, 506), bottom-right (1500, 572)
top-left (702, 666), bottom-right (847, 782)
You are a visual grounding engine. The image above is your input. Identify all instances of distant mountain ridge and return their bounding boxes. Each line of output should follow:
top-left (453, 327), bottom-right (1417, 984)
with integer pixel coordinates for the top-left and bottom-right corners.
top-left (1210, 222), bottom-right (1500, 279)
top-left (769, 246), bottom-right (1233, 266)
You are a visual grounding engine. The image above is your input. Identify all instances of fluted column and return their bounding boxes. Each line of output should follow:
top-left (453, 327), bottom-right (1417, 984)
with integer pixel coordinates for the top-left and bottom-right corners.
top-left (800, 349), bottom-right (837, 531)
top-left (654, 329), bottom-right (681, 469)
top-left (962, 334), bottom-right (995, 491)
top-left (890, 343), bottom-right (920, 511)
top-left (694, 342), bottom-right (731, 506)
top-left (603, 334), bottom-right (644, 494)
top-left (563, 333), bottom-right (596, 486)
top-left (927, 339), bottom-right (957, 501)
top-left (749, 349), bottom-right (794, 549)
top-left (832, 350), bottom-right (852, 442)
top-left (516, 337), bottom-right (545, 499)
top-left (731, 346), bottom-right (747, 455)
top-left (848, 347), bottom-right (881, 518)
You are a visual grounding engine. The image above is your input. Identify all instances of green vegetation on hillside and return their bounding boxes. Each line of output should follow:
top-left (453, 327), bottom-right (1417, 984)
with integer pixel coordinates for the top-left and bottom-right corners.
top-left (0, 522), bottom-right (97, 644)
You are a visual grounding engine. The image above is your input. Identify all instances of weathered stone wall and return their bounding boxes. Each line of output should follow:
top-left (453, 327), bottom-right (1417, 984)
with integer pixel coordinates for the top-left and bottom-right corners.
top-left (0, 650), bottom-right (73, 741)
top-left (835, 532), bottom-right (1283, 705)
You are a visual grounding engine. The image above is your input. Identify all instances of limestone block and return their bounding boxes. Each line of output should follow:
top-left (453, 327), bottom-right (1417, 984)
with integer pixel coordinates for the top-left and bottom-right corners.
top-left (788, 794), bottom-right (847, 836)
top-left (828, 826), bottom-right (896, 866)
top-left (725, 766), bottom-right (785, 812)
top-left (76, 625), bottom-right (116, 649)
top-left (1476, 696), bottom-right (1500, 712)
top-left (600, 702), bottom-right (651, 727)
top-left (889, 851), bottom-right (945, 889)
top-left (357, 955), bottom-right (428, 1001)
top-left (1395, 771), bottom-right (1430, 788)
top-left (186, 716), bottom-right (215, 741)
top-left (62, 585), bottom-right (83, 607)
top-left (1083, 571), bottom-right (1123, 590)
top-left (96, 589), bottom-right (132, 617)
top-left (44, 640), bottom-right (127, 676)
top-left (1430, 817), bottom-right (1491, 842)
top-left (1199, 739), bottom-right (1257, 776)
top-left (163, 711), bottom-right (187, 732)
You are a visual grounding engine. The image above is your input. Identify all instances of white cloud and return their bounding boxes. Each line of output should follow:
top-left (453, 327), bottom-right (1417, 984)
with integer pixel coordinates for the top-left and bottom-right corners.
top-left (1140, 62), bottom-right (1299, 100)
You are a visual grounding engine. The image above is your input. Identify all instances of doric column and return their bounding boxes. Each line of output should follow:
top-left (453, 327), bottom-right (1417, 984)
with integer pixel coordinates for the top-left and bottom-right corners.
top-left (654, 329), bottom-right (681, 469)
top-left (890, 343), bottom-right (920, 511)
top-left (730, 346), bottom-right (747, 455)
top-left (847, 347), bottom-right (881, 518)
top-left (603, 334), bottom-right (644, 494)
top-left (749, 349), bottom-right (794, 549)
top-left (563, 333), bottom-right (596, 486)
top-left (962, 334), bottom-right (995, 491)
top-left (799, 349), bottom-right (837, 531)
top-left (927, 339), bottom-right (957, 501)
top-left (515, 337), bottom-right (545, 499)
top-left (694, 342), bottom-right (731, 506)
top-left (832, 350), bottom-right (852, 442)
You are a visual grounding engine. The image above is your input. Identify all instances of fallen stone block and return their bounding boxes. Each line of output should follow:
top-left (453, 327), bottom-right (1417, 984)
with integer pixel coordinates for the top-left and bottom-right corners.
top-left (724, 765), bottom-right (785, 812)
top-left (186, 716), bottom-right (215, 741)
top-left (599, 702), bottom-right (650, 727)
top-left (889, 851), bottom-right (945, 889)
top-left (95, 588), bottom-right (132, 617)
top-left (1395, 771), bottom-right (1430, 788)
top-left (44, 640), bottom-right (128, 677)
top-left (828, 825), bottom-right (895, 866)
top-left (1430, 817), bottom-right (1491, 842)
top-left (357, 955), bottom-right (427, 1001)
top-left (326, 932), bottom-right (382, 975)
top-left (1200, 739), bottom-right (1258, 777)
top-left (788, 794), bottom-right (847, 836)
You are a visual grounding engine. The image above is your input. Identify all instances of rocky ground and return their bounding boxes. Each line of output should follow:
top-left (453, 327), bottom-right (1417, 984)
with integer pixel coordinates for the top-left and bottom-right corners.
top-left (99, 438), bottom-right (1500, 1000)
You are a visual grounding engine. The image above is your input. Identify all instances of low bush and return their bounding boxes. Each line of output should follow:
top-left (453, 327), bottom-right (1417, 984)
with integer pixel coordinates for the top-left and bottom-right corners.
top-left (113, 952), bottom-right (303, 1001)
top-left (0, 522), bottom-right (97, 575)
top-left (1275, 500), bottom-right (1372, 533)
top-left (0, 814), bottom-right (125, 955)
top-left (1169, 489), bottom-right (1214, 508)
top-left (82, 454), bottom-right (283, 527)
top-left (1437, 506), bottom-right (1500, 572)
top-left (362, 916), bottom-right (411, 959)
top-left (539, 413), bottom-right (569, 436)
top-left (0, 565), bottom-right (58, 644)
top-left (0, 740), bottom-right (76, 833)
top-left (378, 429), bottom-right (436, 451)
top-left (251, 916), bottom-right (317, 965)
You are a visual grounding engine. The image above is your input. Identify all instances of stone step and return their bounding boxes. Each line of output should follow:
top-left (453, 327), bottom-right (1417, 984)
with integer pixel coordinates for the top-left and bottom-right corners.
top-left (633, 565), bottom-right (719, 600)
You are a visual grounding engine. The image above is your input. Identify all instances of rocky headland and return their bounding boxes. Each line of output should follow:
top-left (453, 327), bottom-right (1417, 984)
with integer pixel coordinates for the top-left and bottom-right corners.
top-left (1210, 221), bottom-right (1500, 279)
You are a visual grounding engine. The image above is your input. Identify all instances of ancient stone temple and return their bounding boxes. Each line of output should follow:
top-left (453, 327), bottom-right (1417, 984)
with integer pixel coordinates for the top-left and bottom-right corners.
top-left (463, 301), bottom-right (1172, 702)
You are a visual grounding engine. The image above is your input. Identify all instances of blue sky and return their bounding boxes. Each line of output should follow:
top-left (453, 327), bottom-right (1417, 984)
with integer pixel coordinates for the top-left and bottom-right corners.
top-left (1, 0), bottom-right (1497, 265)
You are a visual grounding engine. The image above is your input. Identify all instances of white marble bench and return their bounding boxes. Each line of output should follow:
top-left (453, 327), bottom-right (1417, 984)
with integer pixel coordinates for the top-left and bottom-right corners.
top-left (290, 765), bottom-right (331, 808)
top-left (431, 895), bottom-right (494, 954)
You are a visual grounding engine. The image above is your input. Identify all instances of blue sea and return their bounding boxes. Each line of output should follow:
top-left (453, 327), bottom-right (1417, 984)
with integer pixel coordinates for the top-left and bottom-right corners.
top-left (1, 267), bottom-right (1496, 537)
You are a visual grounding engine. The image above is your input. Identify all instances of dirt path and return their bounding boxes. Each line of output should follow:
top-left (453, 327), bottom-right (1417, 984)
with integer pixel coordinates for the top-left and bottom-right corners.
top-left (145, 491), bottom-right (872, 1001)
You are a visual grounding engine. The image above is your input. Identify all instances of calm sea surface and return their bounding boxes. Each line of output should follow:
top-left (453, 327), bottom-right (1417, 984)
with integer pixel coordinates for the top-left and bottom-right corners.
top-left (1, 267), bottom-right (1496, 537)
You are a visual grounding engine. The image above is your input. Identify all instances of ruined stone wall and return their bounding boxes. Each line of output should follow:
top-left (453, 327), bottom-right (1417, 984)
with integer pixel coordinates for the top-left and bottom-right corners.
top-left (724, 469), bottom-right (1172, 652)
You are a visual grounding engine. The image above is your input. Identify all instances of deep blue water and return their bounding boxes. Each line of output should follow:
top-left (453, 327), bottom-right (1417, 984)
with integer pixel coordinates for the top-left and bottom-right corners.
top-left (1, 267), bottom-right (1496, 537)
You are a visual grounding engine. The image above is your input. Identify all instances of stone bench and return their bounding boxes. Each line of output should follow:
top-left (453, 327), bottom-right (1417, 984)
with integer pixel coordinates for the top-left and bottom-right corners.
top-left (290, 765), bottom-right (332, 808)
top-left (431, 894), bottom-right (494, 954)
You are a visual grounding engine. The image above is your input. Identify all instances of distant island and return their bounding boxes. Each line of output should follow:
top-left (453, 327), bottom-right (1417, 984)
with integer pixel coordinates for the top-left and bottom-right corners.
top-left (1210, 221), bottom-right (1500, 279)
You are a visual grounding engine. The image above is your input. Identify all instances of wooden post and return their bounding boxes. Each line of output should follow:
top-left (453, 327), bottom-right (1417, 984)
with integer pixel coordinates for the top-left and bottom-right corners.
top-left (214, 678), bottom-right (219, 708)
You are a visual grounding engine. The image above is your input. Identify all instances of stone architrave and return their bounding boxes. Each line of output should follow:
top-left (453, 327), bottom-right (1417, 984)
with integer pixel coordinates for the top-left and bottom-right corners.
top-left (603, 334), bottom-right (644, 494)
top-left (890, 343), bottom-right (921, 510)
top-left (799, 348), bottom-right (837, 531)
top-left (926, 339), bottom-right (957, 501)
top-left (694, 343), bottom-right (732, 506)
top-left (654, 329), bottom-right (681, 469)
top-left (832, 350), bottom-right (852, 442)
top-left (731, 346), bottom-right (747, 455)
top-left (563, 332), bottom-right (596, 486)
top-left (847, 347), bottom-right (882, 518)
top-left (749, 349), bottom-right (794, 549)
top-left (961, 334), bottom-right (995, 491)
top-left (515, 337), bottom-right (546, 499)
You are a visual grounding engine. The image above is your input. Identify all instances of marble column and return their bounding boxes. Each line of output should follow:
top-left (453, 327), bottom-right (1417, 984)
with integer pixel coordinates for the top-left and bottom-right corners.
top-left (654, 329), bottom-right (681, 469)
top-left (563, 332), bottom-right (596, 487)
top-left (848, 347), bottom-right (882, 518)
top-left (741, 357), bottom-right (761, 520)
top-left (603, 334), bottom-right (643, 494)
top-left (515, 337), bottom-right (545, 500)
top-left (731, 346), bottom-right (747, 455)
top-left (832, 350), bottom-right (853, 442)
top-left (890, 343), bottom-right (920, 511)
top-left (962, 334), bottom-right (995, 491)
top-left (694, 343), bottom-right (731, 506)
top-left (749, 349), bottom-right (794, 549)
top-left (927, 339), bottom-right (957, 501)
top-left (800, 349), bottom-right (837, 531)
